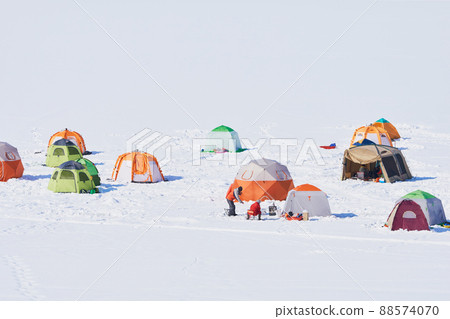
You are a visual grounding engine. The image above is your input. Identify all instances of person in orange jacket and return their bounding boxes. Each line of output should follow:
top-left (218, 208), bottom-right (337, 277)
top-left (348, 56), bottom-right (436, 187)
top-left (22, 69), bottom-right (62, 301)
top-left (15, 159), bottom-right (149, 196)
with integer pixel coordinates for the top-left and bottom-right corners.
top-left (226, 185), bottom-right (243, 216)
top-left (247, 200), bottom-right (261, 220)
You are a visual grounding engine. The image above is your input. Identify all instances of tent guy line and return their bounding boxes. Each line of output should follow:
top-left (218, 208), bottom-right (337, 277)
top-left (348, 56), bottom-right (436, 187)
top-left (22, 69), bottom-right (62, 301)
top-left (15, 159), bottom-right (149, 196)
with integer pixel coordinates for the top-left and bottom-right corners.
top-left (71, 0), bottom-right (201, 128)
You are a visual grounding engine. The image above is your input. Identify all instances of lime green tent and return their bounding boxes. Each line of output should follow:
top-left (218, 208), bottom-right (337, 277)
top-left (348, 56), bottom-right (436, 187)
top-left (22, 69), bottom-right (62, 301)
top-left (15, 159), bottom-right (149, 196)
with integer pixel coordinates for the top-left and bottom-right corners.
top-left (202, 125), bottom-right (245, 152)
top-left (75, 158), bottom-right (101, 186)
top-left (45, 139), bottom-right (82, 167)
top-left (48, 161), bottom-right (98, 193)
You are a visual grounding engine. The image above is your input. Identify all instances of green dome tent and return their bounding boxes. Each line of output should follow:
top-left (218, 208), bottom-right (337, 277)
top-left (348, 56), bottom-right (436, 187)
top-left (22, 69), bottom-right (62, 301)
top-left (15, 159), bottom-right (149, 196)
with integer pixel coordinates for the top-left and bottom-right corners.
top-left (45, 139), bottom-right (82, 167)
top-left (48, 161), bottom-right (98, 194)
top-left (75, 158), bottom-right (101, 186)
top-left (202, 125), bottom-right (245, 153)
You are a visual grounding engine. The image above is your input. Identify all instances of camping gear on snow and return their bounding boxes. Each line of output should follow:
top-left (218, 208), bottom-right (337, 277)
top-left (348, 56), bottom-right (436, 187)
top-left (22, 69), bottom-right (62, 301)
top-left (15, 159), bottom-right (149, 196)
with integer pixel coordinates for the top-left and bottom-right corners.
top-left (283, 184), bottom-right (332, 217)
top-left (268, 203), bottom-right (278, 216)
top-left (202, 125), bottom-right (245, 153)
top-left (0, 142), bottom-right (24, 182)
top-left (385, 190), bottom-right (447, 231)
top-left (350, 139), bottom-right (376, 147)
top-left (228, 158), bottom-right (294, 202)
top-left (112, 151), bottom-right (164, 183)
top-left (342, 144), bottom-right (412, 183)
top-left (75, 158), bottom-right (101, 186)
top-left (350, 125), bottom-right (393, 147)
top-left (48, 129), bottom-right (89, 155)
top-left (284, 212), bottom-right (303, 221)
top-left (48, 161), bottom-right (98, 193)
top-left (373, 118), bottom-right (401, 140)
top-left (302, 210), bottom-right (309, 221)
top-left (320, 143), bottom-right (336, 149)
top-left (45, 139), bottom-right (83, 167)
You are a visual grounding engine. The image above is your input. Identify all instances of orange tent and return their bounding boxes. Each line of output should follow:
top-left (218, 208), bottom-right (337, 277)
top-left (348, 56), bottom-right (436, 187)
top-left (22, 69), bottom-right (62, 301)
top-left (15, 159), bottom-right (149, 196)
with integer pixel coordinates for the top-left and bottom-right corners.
top-left (373, 118), bottom-right (401, 140)
top-left (292, 184), bottom-right (321, 192)
top-left (229, 158), bottom-right (294, 202)
top-left (48, 129), bottom-right (87, 154)
top-left (350, 125), bottom-right (393, 146)
top-left (0, 142), bottom-right (24, 182)
top-left (112, 152), bottom-right (165, 183)
top-left (283, 184), bottom-right (332, 217)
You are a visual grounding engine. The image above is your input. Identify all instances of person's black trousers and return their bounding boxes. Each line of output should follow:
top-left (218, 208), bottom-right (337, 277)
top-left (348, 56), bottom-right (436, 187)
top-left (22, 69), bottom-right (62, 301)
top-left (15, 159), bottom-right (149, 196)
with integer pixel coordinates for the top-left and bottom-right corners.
top-left (227, 199), bottom-right (236, 216)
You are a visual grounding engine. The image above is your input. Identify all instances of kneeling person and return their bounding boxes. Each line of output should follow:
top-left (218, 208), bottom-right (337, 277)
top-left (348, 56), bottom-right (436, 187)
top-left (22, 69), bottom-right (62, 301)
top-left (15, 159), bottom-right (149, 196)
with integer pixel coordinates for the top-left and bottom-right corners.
top-left (247, 200), bottom-right (262, 220)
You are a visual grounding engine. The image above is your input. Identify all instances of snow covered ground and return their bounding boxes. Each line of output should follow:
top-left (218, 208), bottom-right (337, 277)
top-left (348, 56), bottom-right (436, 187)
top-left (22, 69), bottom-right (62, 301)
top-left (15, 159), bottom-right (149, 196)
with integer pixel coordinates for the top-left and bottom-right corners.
top-left (1, 0), bottom-right (450, 301)
top-left (1, 124), bottom-right (449, 300)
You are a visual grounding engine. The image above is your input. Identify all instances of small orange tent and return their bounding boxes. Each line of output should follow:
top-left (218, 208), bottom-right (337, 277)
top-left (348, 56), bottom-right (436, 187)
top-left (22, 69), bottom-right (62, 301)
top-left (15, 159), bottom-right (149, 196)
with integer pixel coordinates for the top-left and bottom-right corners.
top-left (48, 129), bottom-right (87, 154)
top-left (0, 142), bottom-right (24, 182)
top-left (229, 158), bottom-right (294, 202)
top-left (112, 152), bottom-right (165, 183)
top-left (350, 125), bottom-right (393, 146)
top-left (373, 118), bottom-right (401, 140)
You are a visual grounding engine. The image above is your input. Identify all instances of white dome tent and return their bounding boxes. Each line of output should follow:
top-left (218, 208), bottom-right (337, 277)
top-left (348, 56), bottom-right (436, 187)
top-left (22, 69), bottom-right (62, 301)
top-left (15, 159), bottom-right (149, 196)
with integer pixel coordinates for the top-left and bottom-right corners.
top-left (202, 125), bottom-right (244, 153)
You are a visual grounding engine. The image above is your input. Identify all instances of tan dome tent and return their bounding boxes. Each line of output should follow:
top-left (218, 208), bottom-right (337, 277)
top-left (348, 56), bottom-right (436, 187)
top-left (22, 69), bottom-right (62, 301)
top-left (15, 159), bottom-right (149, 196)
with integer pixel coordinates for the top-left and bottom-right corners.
top-left (342, 144), bottom-right (412, 183)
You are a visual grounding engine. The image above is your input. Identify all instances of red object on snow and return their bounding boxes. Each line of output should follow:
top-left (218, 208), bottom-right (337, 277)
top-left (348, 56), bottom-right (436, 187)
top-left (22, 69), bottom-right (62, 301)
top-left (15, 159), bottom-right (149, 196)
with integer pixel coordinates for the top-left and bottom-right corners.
top-left (320, 143), bottom-right (336, 149)
top-left (214, 148), bottom-right (228, 153)
top-left (248, 202), bottom-right (261, 215)
top-left (285, 214), bottom-right (303, 221)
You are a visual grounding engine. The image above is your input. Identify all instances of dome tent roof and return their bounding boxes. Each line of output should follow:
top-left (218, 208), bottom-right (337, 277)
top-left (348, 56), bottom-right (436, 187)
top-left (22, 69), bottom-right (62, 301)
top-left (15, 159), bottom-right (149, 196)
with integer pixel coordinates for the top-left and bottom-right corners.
top-left (375, 118), bottom-right (390, 123)
top-left (53, 139), bottom-right (77, 146)
top-left (402, 190), bottom-right (436, 199)
top-left (58, 161), bottom-right (85, 170)
top-left (211, 125), bottom-right (235, 132)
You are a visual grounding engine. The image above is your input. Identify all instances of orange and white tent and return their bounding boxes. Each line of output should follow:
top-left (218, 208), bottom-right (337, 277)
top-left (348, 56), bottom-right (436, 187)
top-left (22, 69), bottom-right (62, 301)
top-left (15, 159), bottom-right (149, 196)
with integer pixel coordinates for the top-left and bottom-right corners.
top-left (373, 118), bottom-right (401, 140)
top-left (229, 158), bottom-right (294, 202)
top-left (350, 125), bottom-right (393, 146)
top-left (48, 129), bottom-right (87, 154)
top-left (112, 152), bottom-right (164, 183)
top-left (0, 142), bottom-right (24, 182)
top-left (283, 184), bottom-right (331, 217)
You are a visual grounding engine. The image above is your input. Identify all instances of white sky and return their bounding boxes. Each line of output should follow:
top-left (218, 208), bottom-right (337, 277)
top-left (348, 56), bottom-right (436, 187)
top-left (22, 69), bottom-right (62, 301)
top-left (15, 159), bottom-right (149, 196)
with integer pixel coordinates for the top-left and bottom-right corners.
top-left (1, 0), bottom-right (449, 139)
